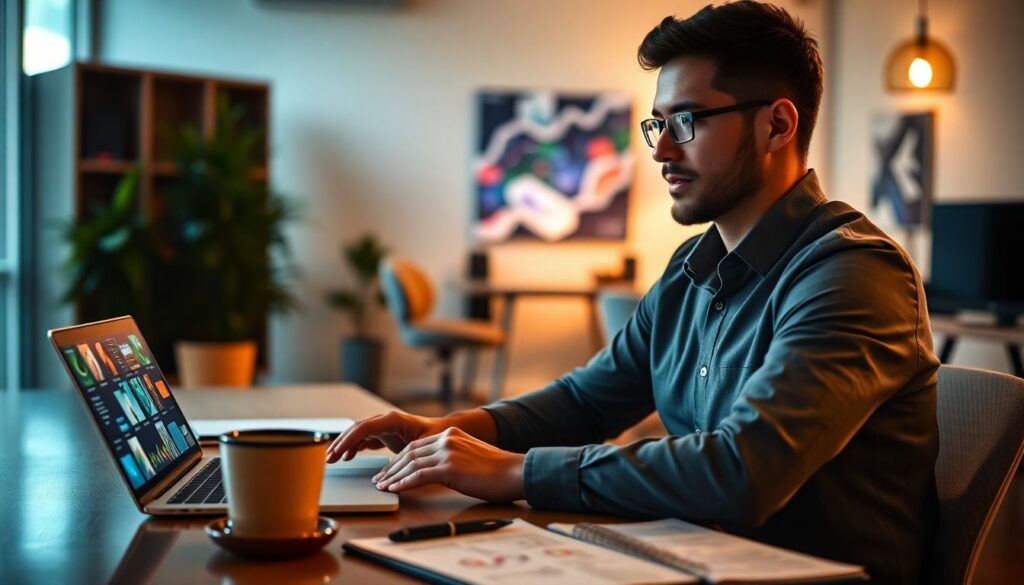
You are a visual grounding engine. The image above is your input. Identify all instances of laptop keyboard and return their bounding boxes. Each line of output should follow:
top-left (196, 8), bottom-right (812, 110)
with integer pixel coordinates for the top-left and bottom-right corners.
top-left (168, 458), bottom-right (226, 505)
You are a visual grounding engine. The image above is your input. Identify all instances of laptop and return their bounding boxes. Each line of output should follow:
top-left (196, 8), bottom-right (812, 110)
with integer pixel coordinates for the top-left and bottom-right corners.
top-left (49, 315), bottom-right (398, 515)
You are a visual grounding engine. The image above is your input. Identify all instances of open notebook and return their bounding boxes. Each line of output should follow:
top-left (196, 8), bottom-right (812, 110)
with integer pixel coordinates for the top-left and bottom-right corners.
top-left (549, 519), bottom-right (867, 584)
top-left (343, 518), bottom-right (867, 585)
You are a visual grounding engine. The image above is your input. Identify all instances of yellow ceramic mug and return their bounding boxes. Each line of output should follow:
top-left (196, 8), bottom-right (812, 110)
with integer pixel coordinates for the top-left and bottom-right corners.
top-left (219, 430), bottom-right (329, 538)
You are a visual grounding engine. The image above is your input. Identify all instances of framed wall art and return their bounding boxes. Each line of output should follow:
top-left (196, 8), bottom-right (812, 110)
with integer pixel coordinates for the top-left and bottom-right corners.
top-left (473, 90), bottom-right (634, 243)
top-left (870, 111), bottom-right (934, 227)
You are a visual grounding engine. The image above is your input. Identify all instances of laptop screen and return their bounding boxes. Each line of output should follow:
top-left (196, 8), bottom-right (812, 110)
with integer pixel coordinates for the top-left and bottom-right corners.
top-left (51, 317), bottom-right (200, 498)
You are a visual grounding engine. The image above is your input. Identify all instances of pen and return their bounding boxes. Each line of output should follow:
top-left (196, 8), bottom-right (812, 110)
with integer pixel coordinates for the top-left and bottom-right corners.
top-left (388, 518), bottom-right (513, 542)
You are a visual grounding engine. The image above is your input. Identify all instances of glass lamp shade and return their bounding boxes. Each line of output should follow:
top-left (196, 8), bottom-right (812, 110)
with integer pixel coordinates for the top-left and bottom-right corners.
top-left (886, 18), bottom-right (956, 90)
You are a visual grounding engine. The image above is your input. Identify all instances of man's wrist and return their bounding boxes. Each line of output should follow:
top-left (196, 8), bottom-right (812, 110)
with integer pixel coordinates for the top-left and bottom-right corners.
top-left (507, 452), bottom-right (526, 501)
top-left (442, 408), bottom-right (498, 444)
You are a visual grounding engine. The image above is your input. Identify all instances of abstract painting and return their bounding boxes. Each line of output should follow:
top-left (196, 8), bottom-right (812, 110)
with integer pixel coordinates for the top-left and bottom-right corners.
top-left (870, 111), bottom-right (934, 227)
top-left (474, 90), bottom-right (634, 243)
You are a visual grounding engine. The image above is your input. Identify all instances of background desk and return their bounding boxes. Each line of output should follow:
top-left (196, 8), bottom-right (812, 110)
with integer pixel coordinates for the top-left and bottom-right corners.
top-left (465, 283), bottom-right (628, 402)
top-left (0, 384), bottom-right (619, 584)
top-left (931, 314), bottom-right (1024, 378)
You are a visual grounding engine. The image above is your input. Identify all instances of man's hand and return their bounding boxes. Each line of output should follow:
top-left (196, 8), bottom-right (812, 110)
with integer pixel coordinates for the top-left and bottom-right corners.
top-left (372, 427), bottom-right (525, 502)
top-left (325, 411), bottom-right (447, 463)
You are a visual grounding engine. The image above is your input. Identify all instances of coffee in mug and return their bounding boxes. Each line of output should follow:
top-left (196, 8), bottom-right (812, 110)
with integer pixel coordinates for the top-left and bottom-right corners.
top-left (219, 429), bottom-right (329, 537)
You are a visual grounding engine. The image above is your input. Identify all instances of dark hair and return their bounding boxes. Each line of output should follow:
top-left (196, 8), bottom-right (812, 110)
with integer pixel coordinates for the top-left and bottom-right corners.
top-left (638, 1), bottom-right (823, 160)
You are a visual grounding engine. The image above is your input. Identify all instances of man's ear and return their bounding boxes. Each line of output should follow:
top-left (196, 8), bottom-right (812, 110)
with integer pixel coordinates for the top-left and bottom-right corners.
top-left (764, 98), bottom-right (799, 154)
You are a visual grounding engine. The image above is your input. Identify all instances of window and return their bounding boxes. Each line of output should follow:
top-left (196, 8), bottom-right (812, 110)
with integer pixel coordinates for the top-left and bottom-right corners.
top-left (23, 0), bottom-right (73, 76)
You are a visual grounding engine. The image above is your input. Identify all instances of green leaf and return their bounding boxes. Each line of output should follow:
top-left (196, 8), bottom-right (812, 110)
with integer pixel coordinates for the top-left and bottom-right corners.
top-left (111, 167), bottom-right (140, 215)
top-left (343, 234), bottom-right (387, 282)
top-left (97, 227), bottom-right (131, 251)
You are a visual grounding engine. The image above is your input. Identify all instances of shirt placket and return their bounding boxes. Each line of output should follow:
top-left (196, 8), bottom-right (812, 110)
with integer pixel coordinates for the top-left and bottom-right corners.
top-left (693, 272), bottom-right (729, 436)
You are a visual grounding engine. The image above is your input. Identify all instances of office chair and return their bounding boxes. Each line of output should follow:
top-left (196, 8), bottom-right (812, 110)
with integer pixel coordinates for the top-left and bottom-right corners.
top-left (595, 288), bottom-right (667, 442)
top-left (596, 289), bottom-right (642, 343)
top-left (379, 257), bottom-right (504, 404)
top-left (926, 365), bottom-right (1024, 585)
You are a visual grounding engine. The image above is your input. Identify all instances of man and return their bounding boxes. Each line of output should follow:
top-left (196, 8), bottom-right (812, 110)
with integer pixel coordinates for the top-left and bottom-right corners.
top-left (327, 2), bottom-right (938, 583)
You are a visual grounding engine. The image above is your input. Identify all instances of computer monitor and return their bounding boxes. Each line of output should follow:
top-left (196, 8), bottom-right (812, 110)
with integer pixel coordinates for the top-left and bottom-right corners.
top-left (928, 201), bottom-right (1024, 325)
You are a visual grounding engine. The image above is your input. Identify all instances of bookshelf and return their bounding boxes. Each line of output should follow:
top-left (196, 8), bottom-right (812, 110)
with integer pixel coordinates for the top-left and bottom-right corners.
top-left (31, 62), bottom-right (271, 375)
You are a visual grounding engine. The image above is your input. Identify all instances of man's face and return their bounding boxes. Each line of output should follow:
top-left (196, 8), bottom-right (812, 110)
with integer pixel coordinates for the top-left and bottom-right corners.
top-left (651, 56), bottom-right (763, 226)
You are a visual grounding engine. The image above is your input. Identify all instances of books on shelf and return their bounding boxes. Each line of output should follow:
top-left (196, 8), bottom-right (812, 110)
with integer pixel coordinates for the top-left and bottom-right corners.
top-left (342, 517), bottom-right (868, 585)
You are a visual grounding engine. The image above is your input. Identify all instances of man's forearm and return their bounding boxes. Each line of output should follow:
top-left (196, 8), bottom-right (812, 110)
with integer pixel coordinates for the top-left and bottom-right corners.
top-left (442, 408), bottom-right (498, 444)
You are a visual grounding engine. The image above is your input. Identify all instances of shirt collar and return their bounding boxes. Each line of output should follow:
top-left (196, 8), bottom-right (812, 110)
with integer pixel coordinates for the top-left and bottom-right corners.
top-left (683, 170), bottom-right (827, 283)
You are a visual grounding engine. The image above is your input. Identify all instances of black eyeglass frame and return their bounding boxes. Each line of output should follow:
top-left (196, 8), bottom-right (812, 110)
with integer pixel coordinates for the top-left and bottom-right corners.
top-left (640, 100), bottom-right (774, 148)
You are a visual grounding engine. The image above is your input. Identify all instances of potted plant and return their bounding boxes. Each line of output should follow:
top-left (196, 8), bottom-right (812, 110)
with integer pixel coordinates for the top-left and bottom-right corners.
top-left (159, 100), bottom-right (299, 387)
top-left (62, 166), bottom-right (162, 341)
top-left (325, 234), bottom-right (387, 393)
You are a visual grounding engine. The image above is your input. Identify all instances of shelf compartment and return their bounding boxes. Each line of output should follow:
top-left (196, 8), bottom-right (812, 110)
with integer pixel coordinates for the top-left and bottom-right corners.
top-left (151, 77), bottom-right (205, 161)
top-left (78, 159), bottom-right (135, 174)
top-left (150, 160), bottom-right (179, 177)
top-left (79, 69), bottom-right (140, 160)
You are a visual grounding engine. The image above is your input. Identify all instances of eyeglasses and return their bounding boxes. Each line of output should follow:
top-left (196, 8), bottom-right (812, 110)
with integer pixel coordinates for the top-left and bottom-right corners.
top-left (640, 100), bottom-right (774, 148)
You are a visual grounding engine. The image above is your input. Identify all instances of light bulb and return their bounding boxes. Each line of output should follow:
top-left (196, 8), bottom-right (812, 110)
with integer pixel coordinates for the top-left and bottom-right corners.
top-left (908, 57), bottom-right (934, 88)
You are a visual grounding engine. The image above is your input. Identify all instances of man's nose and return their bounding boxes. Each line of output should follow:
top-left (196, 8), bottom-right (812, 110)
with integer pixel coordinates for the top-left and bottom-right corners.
top-left (651, 128), bottom-right (683, 163)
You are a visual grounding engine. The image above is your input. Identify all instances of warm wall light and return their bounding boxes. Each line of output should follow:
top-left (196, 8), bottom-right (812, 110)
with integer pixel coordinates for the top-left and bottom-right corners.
top-left (885, 0), bottom-right (956, 91)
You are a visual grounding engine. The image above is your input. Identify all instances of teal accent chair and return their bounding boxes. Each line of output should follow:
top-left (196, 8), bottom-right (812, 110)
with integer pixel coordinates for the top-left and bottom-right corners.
top-left (379, 257), bottom-right (504, 404)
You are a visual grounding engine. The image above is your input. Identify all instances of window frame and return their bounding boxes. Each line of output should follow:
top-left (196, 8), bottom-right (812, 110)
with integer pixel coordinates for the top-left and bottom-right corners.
top-left (2, 0), bottom-right (23, 390)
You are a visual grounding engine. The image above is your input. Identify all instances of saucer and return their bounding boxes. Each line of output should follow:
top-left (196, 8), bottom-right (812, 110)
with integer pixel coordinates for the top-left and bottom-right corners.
top-left (205, 516), bottom-right (338, 560)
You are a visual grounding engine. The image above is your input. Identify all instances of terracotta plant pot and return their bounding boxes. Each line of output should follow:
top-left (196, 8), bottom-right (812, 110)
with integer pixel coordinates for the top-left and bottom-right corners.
top-left (175, 340), bottom-right (257, 388)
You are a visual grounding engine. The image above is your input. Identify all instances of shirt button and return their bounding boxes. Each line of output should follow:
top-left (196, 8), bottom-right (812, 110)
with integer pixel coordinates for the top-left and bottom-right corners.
top-left (699, 366), bottom-right (708, 377)
top-left (695, 427), bottom-right (702, 435)
top-left (714, 301), bottom-right (724, 311)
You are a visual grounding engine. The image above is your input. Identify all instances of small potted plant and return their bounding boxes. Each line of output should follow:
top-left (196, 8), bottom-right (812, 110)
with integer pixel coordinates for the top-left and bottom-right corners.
top-left (325, 234), bottom-right (387, 393)
top-left (159, 100), bottom-right (299, 387)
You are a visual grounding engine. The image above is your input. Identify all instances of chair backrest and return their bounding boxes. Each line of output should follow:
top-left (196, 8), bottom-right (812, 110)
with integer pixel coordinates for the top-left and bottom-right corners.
top-left (379, 257), bottom-right (435, 325)
top-left (927, 365), bottom-right (1024, 585)
top-left (597, 289), bottom-right (641, 344)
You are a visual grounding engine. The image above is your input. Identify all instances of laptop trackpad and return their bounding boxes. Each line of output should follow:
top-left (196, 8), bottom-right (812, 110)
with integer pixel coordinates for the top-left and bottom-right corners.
top-left (320, 457), bottom-right (398, 511)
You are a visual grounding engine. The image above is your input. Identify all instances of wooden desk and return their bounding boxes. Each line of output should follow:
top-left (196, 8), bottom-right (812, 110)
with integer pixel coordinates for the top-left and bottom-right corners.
top-left (0, 385), bottom-right (618, 584)
top-left (465, 283), bottom-right (623, 402)
top-left (930, 315), bottom-right (1024, 378)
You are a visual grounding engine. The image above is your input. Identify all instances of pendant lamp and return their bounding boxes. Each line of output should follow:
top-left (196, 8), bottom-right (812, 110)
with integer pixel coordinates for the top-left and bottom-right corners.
top-left (885, 0), bottom-right (956, 91)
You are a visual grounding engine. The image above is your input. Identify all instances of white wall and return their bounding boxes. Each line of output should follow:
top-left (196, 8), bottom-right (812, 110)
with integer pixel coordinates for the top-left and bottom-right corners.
top-left (95, 0), bottom-right (828, 396)
top-left (829, 0), bottom-right (1024, 373)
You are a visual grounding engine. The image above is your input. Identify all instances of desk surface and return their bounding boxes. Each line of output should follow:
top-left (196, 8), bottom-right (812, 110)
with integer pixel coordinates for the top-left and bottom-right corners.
top-left (463, 282), bottom-right (600, 297)
top-left (930, 314), bottom-right (1024, 344)
top-left (0, 385), bottom-right (618, 584)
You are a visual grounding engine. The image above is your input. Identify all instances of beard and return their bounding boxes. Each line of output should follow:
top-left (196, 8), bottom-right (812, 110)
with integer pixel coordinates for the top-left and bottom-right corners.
top-left (668, 125), bottom-right (762, 226)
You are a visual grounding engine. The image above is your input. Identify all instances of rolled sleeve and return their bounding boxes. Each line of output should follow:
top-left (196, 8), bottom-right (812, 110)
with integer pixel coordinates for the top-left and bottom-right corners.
top-left (523, 446), bottom-right (585, 512)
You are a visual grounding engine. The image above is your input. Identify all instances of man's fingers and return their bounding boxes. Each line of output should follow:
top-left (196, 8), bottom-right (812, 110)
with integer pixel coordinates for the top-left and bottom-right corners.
top-left (377, 451), bottom-right (442, 489)
top-left (326, 414), bottom-right (396, 462)
top-left (342, 438), bottom-right (370, 463)
top-left (376, 441), bottom-right (441, 484)
top-left (374, 429), bottom-right (453, 481)
top-left (386, 465), bottom-right (447, 492)
top-left (340, 437), bottom-right (384, 461)
top-left (374, 435), bottom-right (437, 482)
top-left (326, 418), bottom-right (375, 459)
top-left (325, 425), bottom-right (358, 462)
